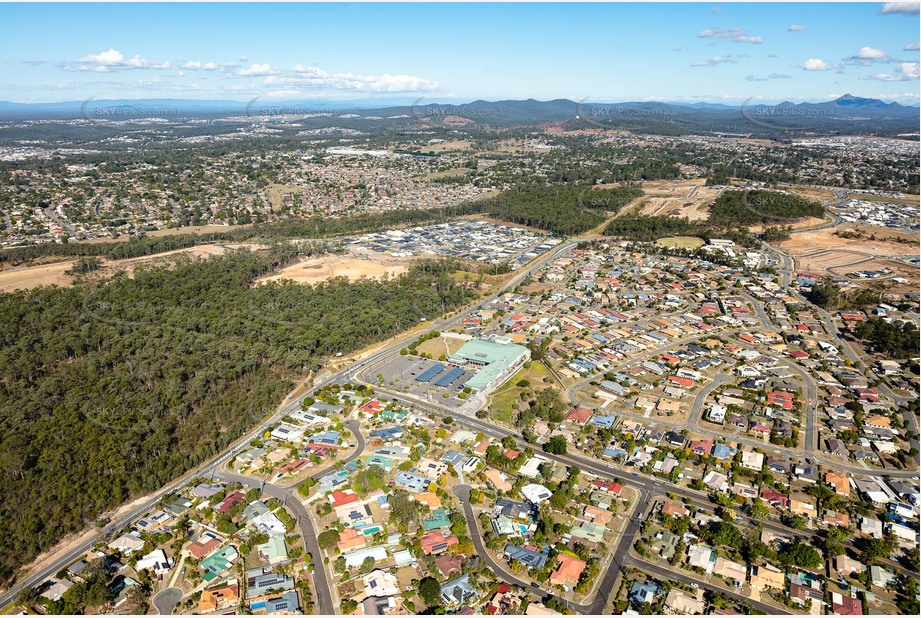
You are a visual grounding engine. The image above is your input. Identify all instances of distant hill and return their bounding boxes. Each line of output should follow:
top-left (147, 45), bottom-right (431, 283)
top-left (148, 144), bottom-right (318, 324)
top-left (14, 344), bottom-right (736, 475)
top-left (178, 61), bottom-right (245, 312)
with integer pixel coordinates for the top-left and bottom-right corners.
top-left (0, 94), bottom-right (917, 137)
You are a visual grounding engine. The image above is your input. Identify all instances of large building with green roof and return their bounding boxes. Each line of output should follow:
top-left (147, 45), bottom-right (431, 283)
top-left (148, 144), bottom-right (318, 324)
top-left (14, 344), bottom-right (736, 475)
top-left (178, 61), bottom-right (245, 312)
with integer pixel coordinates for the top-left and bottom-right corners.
top-left (448, 337), bottom-right (530, 392)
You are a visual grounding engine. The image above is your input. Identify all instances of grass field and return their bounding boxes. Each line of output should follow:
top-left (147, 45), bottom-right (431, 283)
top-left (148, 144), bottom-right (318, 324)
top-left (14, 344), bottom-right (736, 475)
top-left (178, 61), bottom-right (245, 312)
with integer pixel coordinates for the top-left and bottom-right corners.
top-left (488, 361), bottom-right (556, 426)
top-left (656, 235), bottom-right (705, 249)
top-left (415, 334), bottom-right (467, 359)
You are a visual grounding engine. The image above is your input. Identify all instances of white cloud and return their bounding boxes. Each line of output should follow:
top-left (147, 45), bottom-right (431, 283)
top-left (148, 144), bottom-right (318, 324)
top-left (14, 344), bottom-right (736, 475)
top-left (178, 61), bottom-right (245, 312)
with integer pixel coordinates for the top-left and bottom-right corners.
top-left (67, 48), bottom-right (170, 71)
top-left (239, 55), bottom-right (249, 62)
top-left (692, 55), bottom-right (736, 67)
top-left (862, 61), bottom-right (920, 81)
top-left (788, 24), bottom-right (807, 31)
top-left (905, 42), bottom-right (920, 50)
top-left (709, 6), bottom-right (723, 13)
top-left (698, 27), bottom-right (763, 44)
top-left (182, 60), bottom-right (218, 71)
top-left (879, 2), bottom-right (920, 14)
top-left (799, 58), bottom-right (836, 71)
top-left (236, 63), bottom-right (280, 77)
top-left (849, 46), bottom-right (889, 60)
top-left (265, 64), bottom-right (439, 92)
top-left (745, 73), bottom-right (792, 81)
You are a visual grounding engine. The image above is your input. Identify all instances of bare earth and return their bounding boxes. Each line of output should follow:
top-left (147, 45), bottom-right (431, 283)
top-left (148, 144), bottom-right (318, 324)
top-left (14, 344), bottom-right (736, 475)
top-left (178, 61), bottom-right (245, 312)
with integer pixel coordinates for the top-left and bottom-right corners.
top-left (258, 254), bottom-right (409, 285)
top-left (0, 243), bottom-right (264, 293)
top-left (636, 179), bottom-right (722, 221)
top-left (778, 225), bottom-right (919, 291)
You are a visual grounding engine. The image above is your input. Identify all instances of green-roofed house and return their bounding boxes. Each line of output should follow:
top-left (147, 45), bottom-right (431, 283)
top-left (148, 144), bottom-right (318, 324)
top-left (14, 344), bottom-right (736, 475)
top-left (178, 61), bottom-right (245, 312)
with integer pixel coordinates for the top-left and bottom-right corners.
top-left (365, 455), bottom-right (395, 471)
top-left (164, 496), bottom-right (192, 516)
top-left (447, 337), bottom-right (530, 393)
top-left (200, 545), bottom-right (239, 581)
top-left (257, 535), bottom-right (288, 565)
top-left (422, 508), bottom-right (452, 531)
top-left (570, 520), bottom-right (606, 544)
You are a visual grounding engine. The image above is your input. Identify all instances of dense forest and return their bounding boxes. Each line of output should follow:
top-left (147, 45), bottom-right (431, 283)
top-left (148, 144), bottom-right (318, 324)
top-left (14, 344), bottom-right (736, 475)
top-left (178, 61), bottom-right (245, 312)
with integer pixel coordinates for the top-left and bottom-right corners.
top-left (709, 190), bottom-right (824, 226)
top-left (602, 189), bottom-right (821, 244)
top-left (601, 215), bottom-right (754, 246)
top-left (852, 317), bottom-right (920, 359)
top-left (0, 249), bottom-right (474, 582)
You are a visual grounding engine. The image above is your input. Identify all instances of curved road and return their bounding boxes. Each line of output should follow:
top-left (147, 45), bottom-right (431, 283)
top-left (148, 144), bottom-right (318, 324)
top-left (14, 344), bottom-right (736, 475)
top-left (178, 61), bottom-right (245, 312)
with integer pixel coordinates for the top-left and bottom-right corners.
top-left (152, 587), bottom-right (182, 615)
top-left (0, 239), bottom-right (576, 610)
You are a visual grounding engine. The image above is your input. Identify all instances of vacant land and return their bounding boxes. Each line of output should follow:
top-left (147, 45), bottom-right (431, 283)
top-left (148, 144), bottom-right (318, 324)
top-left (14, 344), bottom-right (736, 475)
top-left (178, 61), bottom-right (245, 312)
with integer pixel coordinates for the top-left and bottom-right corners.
top-left (0, 261), bottom-right (75, 292)
top-left (636, 179), bottom-right (722, 221)
top-left (415, 333), bottom-right (468, 359)
top-left (656, 236), bottom-right (705, 249)
top-left (780, 225), bottom-right (918, 261)
top-left (266, 184), bottom-right (304, 212)
top-left (259, 254), bottom-right (409, 285)
top-left (489, 361), bottom-right (558, 425)
top-left (0, 243), bottom-right (257, 292)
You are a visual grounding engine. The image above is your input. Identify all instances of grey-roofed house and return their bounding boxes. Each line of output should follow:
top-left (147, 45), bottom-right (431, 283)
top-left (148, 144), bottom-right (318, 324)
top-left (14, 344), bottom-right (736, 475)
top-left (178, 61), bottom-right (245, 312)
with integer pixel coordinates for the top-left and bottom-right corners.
top-left (309, 401), bottom-right (342, 415)
top-left (394, 472), bottom-right (430, 492)
top-left (495, 498), bottom-right (534, 520)
top-left (265, 590), bottom-right (300, 613)
top-left (441, 574), bottom-right (477, 605)
top-left (248, 572), bottom-right (294, 596)
top-left (504, 544), bottom-right (547, 569)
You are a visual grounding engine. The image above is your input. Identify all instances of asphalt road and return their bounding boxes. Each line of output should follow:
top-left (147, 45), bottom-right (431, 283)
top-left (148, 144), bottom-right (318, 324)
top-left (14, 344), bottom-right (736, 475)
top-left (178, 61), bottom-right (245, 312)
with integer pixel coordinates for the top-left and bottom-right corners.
top-left (213, 469), bottom-right (335, 615)
top-left (0, 241), bottom-right (576, 610)
top-left (152, 587), bottom-right (182, 615)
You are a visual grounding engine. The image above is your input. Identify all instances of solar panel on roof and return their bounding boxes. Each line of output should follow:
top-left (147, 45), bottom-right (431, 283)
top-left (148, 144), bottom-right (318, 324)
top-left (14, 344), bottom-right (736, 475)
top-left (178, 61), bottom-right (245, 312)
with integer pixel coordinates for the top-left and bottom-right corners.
top-left (434, 367), bottom-right (465, 387)
top-left (416, 363), bottom-right (446, 383)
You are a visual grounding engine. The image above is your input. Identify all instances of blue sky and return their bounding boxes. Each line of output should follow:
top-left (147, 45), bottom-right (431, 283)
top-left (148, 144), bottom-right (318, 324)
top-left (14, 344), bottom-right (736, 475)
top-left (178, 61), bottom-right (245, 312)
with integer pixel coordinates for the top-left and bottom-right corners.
top-left (1, 2), bottom-right (919, 104)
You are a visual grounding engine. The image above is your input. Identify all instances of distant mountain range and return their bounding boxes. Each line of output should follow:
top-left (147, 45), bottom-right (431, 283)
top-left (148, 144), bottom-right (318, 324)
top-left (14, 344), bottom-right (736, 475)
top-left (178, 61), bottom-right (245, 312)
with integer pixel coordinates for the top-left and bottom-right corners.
top-left (0, 94), bottom-right (917, 137)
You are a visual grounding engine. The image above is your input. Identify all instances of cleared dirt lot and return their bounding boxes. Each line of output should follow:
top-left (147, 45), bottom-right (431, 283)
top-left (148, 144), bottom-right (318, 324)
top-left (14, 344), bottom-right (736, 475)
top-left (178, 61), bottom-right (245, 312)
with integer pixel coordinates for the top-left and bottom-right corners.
top-left (779, 225), bottom-right (918, 261)
top-left (635, 179), bottom-right (722, 221)
top-left (779, 225), bottom-right (919, 291)
top-left (0, 261), bottom-right (75, 292)
top-left (258, 254), bottom-right (409, 285)
top-left (0, 243), bottom-right (262, 293)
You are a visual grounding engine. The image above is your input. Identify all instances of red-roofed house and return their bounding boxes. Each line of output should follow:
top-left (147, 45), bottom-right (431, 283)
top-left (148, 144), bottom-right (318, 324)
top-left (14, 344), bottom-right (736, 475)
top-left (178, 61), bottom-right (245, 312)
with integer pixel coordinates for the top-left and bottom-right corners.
top-left (831, 593), bottom-right (862, 616)
top-left (329, 490), bottom-right (359, 508)
top-left (550, 555), bottom-right (586, 586)
top-left (689, 439), bottom-right (714, 455)
top-left (216, 491), bottom-right (245, 514)
top-left (566, 407), bottom-right (593, 425)
top-left (420, 531), bottom-right (459, 555)
top-left (668, 376), bottom-right (694, 388)
top-left (360, 400), bottom-right (385, 415)
top-left (761, 490), bottom-right (788, 509)
top-left (592, 480), bottom-right (623, 497)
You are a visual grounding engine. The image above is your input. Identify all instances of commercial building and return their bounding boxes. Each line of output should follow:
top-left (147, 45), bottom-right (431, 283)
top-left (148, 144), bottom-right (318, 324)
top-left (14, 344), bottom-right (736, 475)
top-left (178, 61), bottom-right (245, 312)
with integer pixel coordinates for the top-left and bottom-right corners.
top-left (447, 337), bottom-right (530, 392)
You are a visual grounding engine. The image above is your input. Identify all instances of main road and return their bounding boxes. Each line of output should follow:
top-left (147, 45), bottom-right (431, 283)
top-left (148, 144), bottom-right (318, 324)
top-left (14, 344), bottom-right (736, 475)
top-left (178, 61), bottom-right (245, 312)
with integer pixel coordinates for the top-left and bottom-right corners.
top-left (0, 239), bottom-right (576, 611)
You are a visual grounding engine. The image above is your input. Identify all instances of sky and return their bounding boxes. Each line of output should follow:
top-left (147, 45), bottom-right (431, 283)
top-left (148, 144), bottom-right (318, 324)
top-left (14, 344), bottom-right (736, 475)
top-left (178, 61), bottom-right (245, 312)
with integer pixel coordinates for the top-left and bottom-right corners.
top-left (1, 1), bottom-right (919, 105)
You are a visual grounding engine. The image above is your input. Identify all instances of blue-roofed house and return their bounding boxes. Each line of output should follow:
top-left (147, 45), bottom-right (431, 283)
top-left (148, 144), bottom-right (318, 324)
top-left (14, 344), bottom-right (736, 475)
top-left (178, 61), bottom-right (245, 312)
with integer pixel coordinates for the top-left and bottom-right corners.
top-left (629, 581), bottom-right (662, 604)
top-left (441, 574), bottom-right (478, 606)
top-left (590, 415), bottom-right (616, 429)
top-left (369, 427), bottom-right (403, 440)
top-left (309, 430), bottom-right (340, 445)
top-left (711, 444), bottom-right (737, 460)
top-left (441, 450), bottom-right (466, 466)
